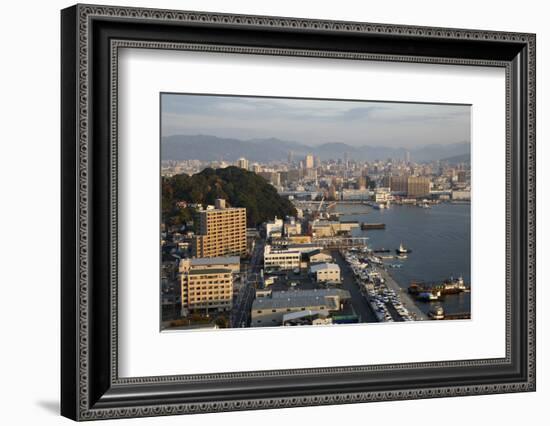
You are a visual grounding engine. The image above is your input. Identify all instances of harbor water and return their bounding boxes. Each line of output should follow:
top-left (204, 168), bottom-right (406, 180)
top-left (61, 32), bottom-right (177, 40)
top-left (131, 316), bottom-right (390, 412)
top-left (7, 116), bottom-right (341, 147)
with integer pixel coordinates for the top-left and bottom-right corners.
top-left (336, 203), bottom-right (471, 317)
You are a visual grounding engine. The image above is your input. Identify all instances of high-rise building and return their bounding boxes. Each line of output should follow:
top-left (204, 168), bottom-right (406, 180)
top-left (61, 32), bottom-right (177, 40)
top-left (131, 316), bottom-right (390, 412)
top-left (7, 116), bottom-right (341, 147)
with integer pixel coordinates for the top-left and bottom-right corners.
top-left (192, 200), bottom-right (247, 258)
top-left (237, 157), bottom-right (249, 170)
top-left (288, 151), bottom-right (294, 164)
top-left (390, 175), bottom-right (409, 193)
top-left (258, 171), bottom-right (281, 186)
top-left (407, 176), bottom-right (431, 197)
top-left (405, 151), bottom-right (411, 163)
top-left (305, 154), bottom-right (314, 169)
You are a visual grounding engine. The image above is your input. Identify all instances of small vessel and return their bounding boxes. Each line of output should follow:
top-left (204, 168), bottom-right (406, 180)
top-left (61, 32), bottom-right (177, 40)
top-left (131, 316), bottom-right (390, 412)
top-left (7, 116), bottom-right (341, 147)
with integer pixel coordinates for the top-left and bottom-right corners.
top-left (429, 306), bottom-right (445, 320)
top-left (417, 291), bottom-right (441, 302)
top-left (396, 242), bottom-right (412, 254)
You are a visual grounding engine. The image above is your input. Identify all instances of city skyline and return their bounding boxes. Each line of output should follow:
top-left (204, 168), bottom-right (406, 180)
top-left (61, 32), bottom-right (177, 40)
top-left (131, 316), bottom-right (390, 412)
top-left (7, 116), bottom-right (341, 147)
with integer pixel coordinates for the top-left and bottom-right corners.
top-left (161, 94), bottom-right (471, 149)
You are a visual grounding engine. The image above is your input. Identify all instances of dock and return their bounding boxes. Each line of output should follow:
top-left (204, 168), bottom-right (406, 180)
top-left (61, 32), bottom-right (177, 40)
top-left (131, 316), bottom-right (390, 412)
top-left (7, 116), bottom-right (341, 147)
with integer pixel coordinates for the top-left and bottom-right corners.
top-left (361, 222), bottom-right (386, 230)
top-left (374, 267), bottom-right (428, 321)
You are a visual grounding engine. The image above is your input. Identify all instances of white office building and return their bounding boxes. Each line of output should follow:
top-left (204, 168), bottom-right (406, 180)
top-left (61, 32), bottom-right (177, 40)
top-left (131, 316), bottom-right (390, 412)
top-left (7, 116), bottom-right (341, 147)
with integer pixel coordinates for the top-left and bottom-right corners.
top-left (310, 263), bottom-right (341, 283)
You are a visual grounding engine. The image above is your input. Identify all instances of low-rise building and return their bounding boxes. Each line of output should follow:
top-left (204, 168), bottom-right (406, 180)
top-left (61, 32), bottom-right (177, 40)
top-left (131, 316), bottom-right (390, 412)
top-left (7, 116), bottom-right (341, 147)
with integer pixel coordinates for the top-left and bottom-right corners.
top-left (310, 220), bottom-right (359, 237)
top-left (265, 217), bottom-right (284, 239)
top-left (264, 245), bottom-right (301, 272)
top-left (304, 249), bottom-right (333, 264)
top-left (282, 310), bottom-right (333, 326)
top-left (251, 288), bottom-right (350, 327)
top-left (284, 217), bottom-right (302, 237)
top-left (310, 262), bottom-right (341, 283)
top-left (452, 190), bottom-right (471, 201)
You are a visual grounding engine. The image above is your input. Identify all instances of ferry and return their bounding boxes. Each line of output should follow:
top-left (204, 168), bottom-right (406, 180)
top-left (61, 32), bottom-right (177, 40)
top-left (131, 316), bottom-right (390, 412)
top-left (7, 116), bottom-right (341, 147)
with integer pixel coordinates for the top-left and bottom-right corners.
top-left (396, 242), bottom-right (412, 254)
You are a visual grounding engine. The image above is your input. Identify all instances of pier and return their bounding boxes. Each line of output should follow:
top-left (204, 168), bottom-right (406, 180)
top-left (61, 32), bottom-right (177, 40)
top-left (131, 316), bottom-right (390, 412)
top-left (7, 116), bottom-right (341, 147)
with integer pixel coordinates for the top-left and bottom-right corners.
top-left (313, 236), bottom-right (369, 248)
top-left (373, 266), bottom-right (428, 321)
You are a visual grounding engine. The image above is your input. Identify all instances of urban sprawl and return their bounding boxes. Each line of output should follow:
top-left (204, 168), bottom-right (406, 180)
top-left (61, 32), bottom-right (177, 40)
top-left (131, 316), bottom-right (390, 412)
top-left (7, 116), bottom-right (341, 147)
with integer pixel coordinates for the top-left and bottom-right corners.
top-left (161, 151), bottom-right (471, 330)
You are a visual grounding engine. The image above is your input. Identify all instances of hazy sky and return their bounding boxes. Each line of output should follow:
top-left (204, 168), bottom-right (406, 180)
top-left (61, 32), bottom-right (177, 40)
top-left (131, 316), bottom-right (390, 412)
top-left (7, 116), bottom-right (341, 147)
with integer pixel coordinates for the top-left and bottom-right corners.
top-left (161, 94), bottom-right (470, 149)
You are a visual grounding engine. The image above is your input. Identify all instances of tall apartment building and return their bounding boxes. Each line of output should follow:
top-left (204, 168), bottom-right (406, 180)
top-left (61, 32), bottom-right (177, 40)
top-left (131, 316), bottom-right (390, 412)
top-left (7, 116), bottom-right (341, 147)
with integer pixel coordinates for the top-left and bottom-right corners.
top-left (389, 175), bottom-right (409, 193)
top-left (407, 176), bottom-right (431, 197)
top-left (192, 199), bottom-right (247, 258)
top-left (237, 157), bottom-right (249, 170)
top-left (304, 154), bottom-right (314, 169)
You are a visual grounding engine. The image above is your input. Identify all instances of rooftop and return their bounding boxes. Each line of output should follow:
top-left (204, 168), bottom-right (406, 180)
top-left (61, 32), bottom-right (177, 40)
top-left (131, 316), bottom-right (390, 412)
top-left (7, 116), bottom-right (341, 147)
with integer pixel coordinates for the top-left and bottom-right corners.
top-left (189, 256), bottom-right (240, 266)
top-left (252, 288), bottom-right (350, 310)
top-left (188, 268), bottom-right (233, 276)
top-left (310, 263), bottom-right (341, 273)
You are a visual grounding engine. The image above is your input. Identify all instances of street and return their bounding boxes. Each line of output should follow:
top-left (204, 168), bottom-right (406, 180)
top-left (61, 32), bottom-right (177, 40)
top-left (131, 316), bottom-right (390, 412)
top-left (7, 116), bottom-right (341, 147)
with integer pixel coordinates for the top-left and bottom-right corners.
top-left (230, 239), bottom-right (264, 327)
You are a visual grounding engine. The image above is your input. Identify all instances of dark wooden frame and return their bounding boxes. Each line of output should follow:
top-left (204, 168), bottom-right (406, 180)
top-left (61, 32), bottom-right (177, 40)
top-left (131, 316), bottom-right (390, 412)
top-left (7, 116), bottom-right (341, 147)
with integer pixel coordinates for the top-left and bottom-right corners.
top-left (61, 4), bottom-right (536, 421)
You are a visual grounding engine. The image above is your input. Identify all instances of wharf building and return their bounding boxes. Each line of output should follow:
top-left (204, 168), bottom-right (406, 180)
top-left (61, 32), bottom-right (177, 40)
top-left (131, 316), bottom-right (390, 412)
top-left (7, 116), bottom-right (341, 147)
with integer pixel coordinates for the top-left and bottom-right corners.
top-left (251, 288), bottom-right (350, 327)
top-left (179, 256), bottom-right (239, 315)
top-left (192, 199), bottom-right (247, 258)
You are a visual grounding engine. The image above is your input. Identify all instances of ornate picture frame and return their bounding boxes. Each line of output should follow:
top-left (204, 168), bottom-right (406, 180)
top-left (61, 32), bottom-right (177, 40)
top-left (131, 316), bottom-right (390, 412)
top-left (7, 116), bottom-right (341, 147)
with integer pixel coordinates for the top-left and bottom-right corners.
top-left (61, 4), bottom-right (535, 420)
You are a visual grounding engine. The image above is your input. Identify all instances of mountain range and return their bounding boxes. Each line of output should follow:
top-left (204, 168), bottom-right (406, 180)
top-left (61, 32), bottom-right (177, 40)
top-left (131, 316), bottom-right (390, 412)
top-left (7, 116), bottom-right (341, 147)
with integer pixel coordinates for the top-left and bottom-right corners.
top-left (161, 134), bottom-right (470, 163)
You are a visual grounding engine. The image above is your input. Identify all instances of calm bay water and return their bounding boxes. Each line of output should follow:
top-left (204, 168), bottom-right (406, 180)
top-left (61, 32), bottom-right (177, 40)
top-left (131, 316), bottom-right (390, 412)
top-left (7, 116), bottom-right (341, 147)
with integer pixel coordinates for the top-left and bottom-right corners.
top-left (336, 203), bottom-right (471, 316)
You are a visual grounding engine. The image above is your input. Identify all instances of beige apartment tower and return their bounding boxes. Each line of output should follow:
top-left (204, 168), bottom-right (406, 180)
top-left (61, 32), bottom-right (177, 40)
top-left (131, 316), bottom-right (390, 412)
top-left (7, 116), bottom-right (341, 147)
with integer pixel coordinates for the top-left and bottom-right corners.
top-left (192, 200), bottom-right (247, 258)
top-left (407, 176), bottom-right (431, 197)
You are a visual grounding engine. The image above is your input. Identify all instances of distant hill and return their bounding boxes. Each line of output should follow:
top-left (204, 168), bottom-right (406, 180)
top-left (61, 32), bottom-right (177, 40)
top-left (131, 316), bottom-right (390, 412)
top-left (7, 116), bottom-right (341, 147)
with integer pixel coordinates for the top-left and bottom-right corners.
top-left (439, 153), bottom-right (471, 164)
top-left (161, 134), bottom-right (469, 163)
top-left (162, 166), bottom-right (296, 227)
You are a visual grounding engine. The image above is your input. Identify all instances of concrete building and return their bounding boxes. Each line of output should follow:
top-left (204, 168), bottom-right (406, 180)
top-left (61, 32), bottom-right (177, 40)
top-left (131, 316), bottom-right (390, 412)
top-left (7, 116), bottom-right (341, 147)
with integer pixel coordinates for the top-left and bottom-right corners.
top-left (282, 310), bottom-right (332, 326)
top-left (258, 171), bottom-right (281, 186)
top-left (310, 262), bottom-right (341, 283)
top-left (192, 200), bottom-right (247, 258)
top-left (251, 288), bottom-right (350, 327)
top-left (310, 220), bottom-right (359, 237)
top-left (284, 217), bottom-right (302, 237)
top-left (180, 268), bottom-right (233, 314)
top-left (265, 217), bottom-right (284, 239)
top-left (304, 249), bottom-right (333, 264)
top-left (407, 176), bottom-right (431, 197)
top-left (304, 154), bottom-right (314, 169)
top-left (390, 175), bottom-right (409, 193)
top-left (179, 256), bottom-right (240, 274)
top-left (263, 245), bottom-right (301, 272)
top-left (452, 190), bottom-right (471, 200)
top-left (237, 157), bottom-right (249, 170)
top-left (374, 187), bottom-right (392, 203)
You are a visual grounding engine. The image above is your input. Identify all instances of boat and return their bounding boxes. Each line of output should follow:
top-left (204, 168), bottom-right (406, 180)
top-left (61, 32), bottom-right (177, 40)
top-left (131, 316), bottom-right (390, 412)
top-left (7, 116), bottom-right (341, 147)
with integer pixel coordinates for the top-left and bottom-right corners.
top-left (408, 276), bottom-right (468, 296)
top-left (416, 291), bottom-right (441, 301)
top-left (396, 242), bottom-right (412, 254)
top-left (428, 306), bottom-right (445, 320)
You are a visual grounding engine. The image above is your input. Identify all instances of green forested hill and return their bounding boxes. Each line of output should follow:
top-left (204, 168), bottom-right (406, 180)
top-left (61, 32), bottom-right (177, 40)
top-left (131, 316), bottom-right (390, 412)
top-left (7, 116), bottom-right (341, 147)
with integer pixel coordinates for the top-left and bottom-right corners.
top-left (162, 167), bottom-right (296, 227)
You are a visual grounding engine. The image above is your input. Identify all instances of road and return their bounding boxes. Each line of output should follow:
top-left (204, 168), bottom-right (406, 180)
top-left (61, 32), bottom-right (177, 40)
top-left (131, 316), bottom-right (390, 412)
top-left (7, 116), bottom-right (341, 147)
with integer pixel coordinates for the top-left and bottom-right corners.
top-left (230, 240), bottom-right (264, 327)
top-left (331, 250), bottom-right (378, 323)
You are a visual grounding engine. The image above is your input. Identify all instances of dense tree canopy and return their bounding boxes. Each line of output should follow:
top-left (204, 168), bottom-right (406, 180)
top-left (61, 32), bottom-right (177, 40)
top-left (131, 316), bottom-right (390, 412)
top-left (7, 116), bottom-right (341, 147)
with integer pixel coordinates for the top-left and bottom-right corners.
top-left (162, 167), bottom-right (296, 228)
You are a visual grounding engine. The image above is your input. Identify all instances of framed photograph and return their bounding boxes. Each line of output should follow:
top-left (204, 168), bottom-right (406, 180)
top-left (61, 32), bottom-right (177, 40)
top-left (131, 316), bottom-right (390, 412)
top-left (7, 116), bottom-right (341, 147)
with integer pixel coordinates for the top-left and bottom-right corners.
top-left (61, 4), bottom-right (536, 421)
